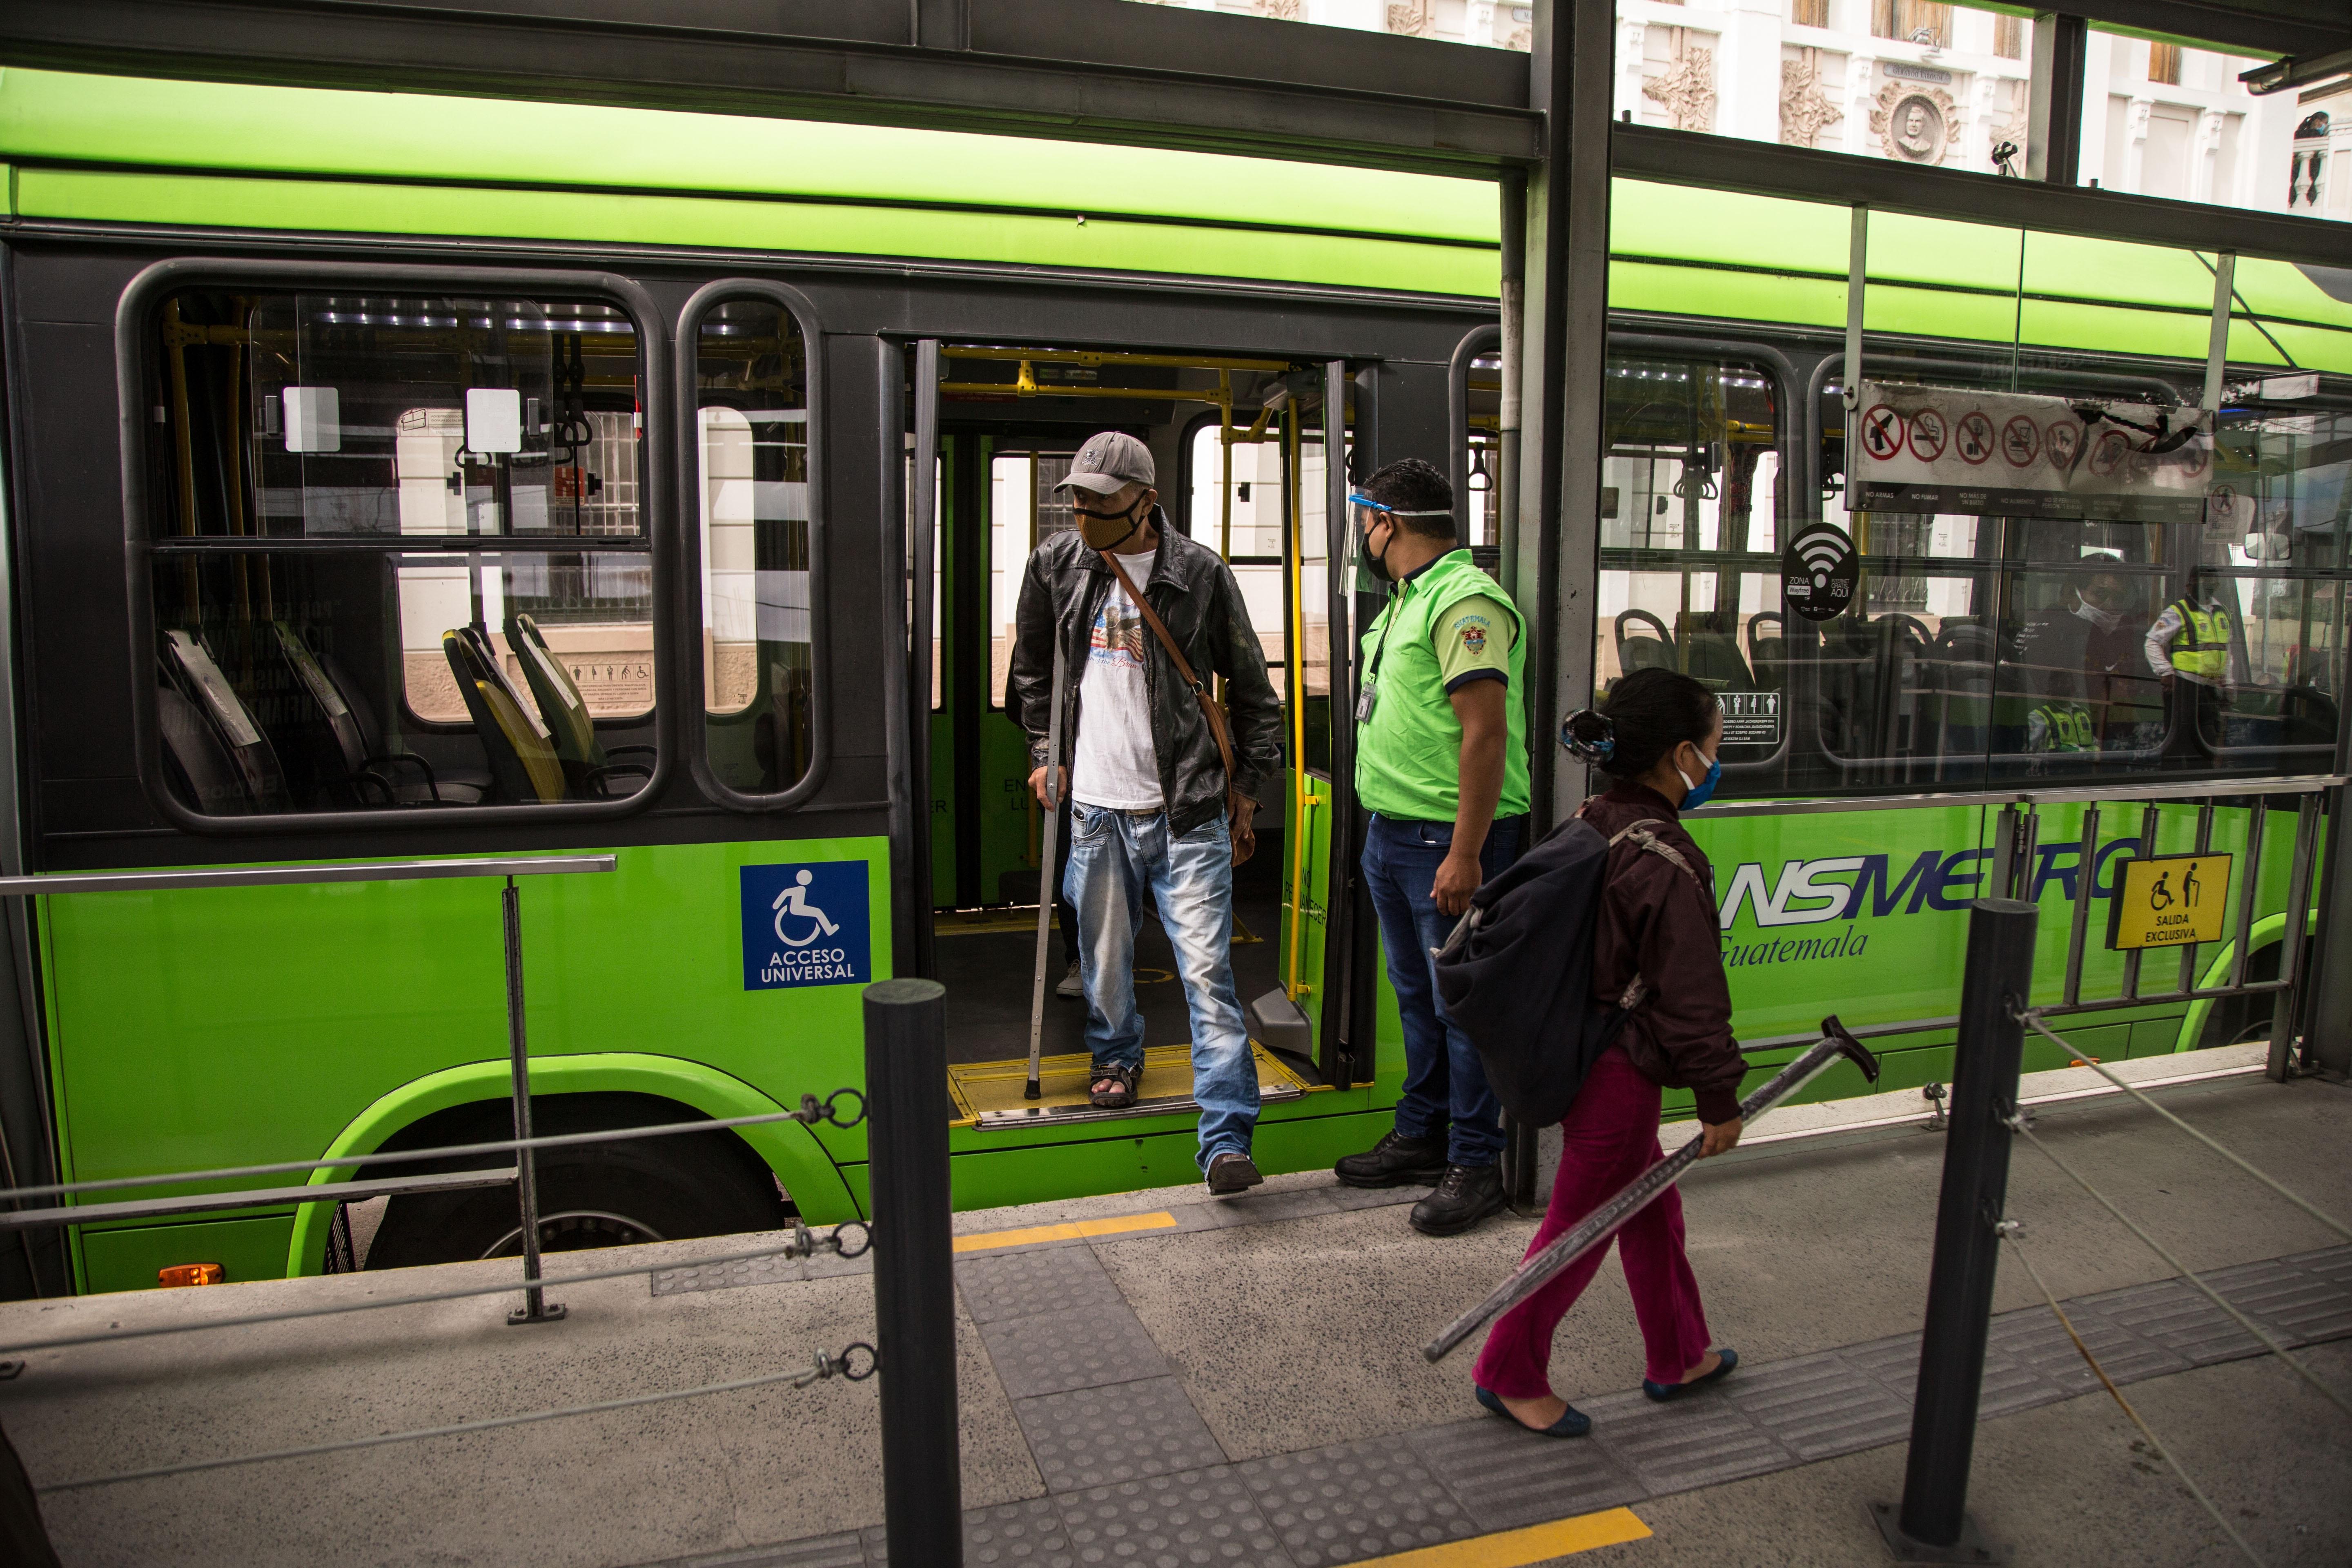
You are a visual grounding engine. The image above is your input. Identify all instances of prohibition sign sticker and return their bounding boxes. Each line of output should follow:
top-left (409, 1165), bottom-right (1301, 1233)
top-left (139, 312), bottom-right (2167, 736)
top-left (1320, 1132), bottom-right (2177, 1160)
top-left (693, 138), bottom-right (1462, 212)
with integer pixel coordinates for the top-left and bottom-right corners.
top-left (2175, 437), bottom-right (2210, 479)
top-left (2087, 428), bottom-right (2132, 478)
top-left (1907, 408), bottom-right (1949, 462)
top-left (2001, 415), bottom-right (2041, 468)
top-left (1956, 410), bottom-right (1996, 465)
top-left (2046, 419), bottom-right (2084, 472)
top-left (1858, 404), bottom-right (1903, 463)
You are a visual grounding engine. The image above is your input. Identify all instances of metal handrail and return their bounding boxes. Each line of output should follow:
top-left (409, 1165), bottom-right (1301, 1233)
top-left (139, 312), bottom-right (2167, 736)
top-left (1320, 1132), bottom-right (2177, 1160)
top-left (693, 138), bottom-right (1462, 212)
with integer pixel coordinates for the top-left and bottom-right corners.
top-left (0, 853), bottom-right (617, 896)
top-left (1697, 773), bottom-right (2345, 819)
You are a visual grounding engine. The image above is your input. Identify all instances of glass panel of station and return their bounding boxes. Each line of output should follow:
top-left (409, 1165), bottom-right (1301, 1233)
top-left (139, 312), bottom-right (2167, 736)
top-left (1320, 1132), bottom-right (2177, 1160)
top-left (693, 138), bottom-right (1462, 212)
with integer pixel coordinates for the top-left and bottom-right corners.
top-left (146, 290), bottom-right (657, 815)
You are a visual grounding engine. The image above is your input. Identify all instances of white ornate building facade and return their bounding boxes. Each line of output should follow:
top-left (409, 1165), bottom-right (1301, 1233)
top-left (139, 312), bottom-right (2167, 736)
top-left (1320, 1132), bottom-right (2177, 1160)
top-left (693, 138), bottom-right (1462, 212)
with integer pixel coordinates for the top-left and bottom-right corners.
top-left (1133, 0), bottom-right (2348, 222)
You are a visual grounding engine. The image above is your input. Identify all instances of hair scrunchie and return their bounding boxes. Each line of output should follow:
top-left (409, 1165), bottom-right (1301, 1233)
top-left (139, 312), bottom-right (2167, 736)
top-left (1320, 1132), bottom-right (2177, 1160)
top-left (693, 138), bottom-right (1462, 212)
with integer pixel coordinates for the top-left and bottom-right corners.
top-left (1558, 708), bottom-right (1616, 763)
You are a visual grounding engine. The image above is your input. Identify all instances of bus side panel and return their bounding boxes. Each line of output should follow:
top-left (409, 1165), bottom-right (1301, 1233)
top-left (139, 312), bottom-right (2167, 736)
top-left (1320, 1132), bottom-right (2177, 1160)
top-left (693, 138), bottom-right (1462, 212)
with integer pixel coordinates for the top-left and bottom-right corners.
top-left (44, 837), bottom-right (891, 1291)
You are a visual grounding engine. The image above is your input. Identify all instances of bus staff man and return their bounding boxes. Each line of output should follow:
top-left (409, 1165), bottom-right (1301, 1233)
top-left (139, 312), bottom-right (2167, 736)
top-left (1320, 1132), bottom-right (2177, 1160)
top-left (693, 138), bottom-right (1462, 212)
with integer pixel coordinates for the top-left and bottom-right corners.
top-left (1332, 458), bottom-right (1531, 1236)
top-left (1009, 431), bottom-right (1286, 1196)
top-left (2146, 584), bottom-right (2234, 761)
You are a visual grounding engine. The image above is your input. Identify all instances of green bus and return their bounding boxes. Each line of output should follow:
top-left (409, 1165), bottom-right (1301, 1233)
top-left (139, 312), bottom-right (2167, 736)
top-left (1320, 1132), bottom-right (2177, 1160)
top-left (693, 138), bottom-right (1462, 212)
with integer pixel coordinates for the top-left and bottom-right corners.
top-left (0, 67), bottom-right (2344, 1296)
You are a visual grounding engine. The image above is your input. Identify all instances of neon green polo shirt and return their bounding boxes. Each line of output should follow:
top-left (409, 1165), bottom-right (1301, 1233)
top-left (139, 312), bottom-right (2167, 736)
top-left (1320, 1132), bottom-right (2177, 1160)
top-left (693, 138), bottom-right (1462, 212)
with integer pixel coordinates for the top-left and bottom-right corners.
top-left (1354, 550), bottom-right (1532, 823)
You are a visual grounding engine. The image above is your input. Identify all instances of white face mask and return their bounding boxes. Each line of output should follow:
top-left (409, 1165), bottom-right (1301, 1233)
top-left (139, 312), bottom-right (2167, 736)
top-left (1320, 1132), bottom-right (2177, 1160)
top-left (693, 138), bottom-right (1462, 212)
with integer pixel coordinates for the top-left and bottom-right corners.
top-left (2076, 600), bottom-right (2122, 633)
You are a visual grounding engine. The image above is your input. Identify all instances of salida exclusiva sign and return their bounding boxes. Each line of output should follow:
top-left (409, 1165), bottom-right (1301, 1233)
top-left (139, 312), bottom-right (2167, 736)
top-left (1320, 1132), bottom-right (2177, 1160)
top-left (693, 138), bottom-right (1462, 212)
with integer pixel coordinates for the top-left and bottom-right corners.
top-left (1848, 380), bottom-right (2214, 523)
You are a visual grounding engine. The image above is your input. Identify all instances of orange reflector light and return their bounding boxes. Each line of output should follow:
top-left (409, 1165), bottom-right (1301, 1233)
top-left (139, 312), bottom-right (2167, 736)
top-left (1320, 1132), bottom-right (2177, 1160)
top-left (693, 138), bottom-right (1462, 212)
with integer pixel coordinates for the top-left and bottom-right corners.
top-left (158, 1263), bottom-right (225, 1288)
top-left (2070, 1057), bottom-right (2102, 1067)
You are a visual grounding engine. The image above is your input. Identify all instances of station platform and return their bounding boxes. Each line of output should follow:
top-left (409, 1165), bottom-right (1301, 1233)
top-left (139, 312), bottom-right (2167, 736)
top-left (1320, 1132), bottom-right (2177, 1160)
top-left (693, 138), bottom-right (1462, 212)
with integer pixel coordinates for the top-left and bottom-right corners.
top-left (4, 1042), bottom-right (2349, 1568)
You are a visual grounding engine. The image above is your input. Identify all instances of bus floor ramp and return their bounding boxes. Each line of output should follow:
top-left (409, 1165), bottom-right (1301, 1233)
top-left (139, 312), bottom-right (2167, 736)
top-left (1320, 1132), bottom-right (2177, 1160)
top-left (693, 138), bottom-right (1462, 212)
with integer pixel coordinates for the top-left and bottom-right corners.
top-left (4, 1056), bottom-right (2348, 1567)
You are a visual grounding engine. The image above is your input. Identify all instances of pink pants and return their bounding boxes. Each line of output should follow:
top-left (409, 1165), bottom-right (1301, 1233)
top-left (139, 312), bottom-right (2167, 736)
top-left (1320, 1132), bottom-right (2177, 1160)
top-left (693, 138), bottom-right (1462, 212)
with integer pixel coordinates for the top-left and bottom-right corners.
top-left (1472, 1047), bottom-right (1713, 1396)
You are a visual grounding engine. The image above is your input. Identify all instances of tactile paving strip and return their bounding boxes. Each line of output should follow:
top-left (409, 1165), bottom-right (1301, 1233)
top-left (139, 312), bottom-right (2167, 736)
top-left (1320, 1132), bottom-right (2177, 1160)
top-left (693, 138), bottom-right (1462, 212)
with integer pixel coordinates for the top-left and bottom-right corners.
top-left (651, 1534), bottom-right (868, 1567)
top-left (979, 1305), bottom-right (1174, 1399)
top-left (1013, 1375), bottom-right (1228, 1492)
top-left (2201, 1254), bottom-right (2352, 1345)
top-left (2068, 1278), bottom-right (2263, 1366)
top-left (1056, 1464), bottom-right (1291, 1567)
top-left (1581, 1386), bottom-right (1796, 1493)
top-left (1404, 1415), bottom-right (1645, 1530)
top-left (1842, 1331), bottom-right (2061, 1419)
top-left (960, 1245), bottom-right (1131, 1325)
top-left (1242, 1437), bottom-right (1478, 1566)
top-left (1989, 1302), bottom-right (2190, 1393)
top-left (862, 1497), bottom-right (1074, 1568)
top-left (1723, 1351), bottom-right (1914, 1462)
top-left (2287, 1243), bottom-right (2352, 1291)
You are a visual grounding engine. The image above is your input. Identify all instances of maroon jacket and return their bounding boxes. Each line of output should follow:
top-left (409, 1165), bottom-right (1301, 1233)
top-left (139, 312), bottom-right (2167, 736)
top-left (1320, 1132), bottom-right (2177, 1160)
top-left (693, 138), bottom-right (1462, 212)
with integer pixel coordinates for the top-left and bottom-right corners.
top-left (1578, 784), bottom-right (1749, 1125)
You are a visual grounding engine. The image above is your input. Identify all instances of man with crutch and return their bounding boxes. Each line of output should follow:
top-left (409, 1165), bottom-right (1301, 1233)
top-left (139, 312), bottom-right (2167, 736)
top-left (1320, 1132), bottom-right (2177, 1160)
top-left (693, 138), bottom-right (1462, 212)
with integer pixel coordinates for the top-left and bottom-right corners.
top-left (1009, 431), bottom-right (1285, 1194)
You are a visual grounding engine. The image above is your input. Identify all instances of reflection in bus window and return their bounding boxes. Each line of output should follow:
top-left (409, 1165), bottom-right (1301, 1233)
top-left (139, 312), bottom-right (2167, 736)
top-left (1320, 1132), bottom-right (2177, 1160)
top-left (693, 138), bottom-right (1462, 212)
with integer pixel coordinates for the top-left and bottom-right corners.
top-left (694, 299), bottom-right (814, 796)
top-left (1187, 421), bottom-right (1288, 667)
top-left (145, 289), bottom-right (654, 816)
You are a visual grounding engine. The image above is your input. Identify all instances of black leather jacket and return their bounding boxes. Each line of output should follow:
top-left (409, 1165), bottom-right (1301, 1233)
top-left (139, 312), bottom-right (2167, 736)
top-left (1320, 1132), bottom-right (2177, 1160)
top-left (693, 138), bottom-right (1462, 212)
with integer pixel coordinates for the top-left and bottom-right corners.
top-left (1009, 521), bottom-right (1285, 836)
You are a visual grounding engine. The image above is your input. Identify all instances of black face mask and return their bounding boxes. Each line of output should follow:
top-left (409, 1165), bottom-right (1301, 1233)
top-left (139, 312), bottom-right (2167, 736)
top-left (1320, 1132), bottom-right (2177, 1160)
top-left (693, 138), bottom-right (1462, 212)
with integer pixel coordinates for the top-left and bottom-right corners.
top-left (1077, 494), bottom-right (1151, 552)
top-left (1363, 518), bottom-right (1396, 584)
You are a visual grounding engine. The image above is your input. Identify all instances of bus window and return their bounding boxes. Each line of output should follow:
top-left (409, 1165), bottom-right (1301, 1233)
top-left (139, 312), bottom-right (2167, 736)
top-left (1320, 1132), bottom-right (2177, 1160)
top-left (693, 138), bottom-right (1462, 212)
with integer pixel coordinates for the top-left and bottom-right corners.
top-left (144, 289), bottom-right (655, 817)
top-left (1596, 355), bottom-right (1785, 779)
top-left (693, 297), bottom-right (814, 797)
top-left (987, 451), bottom-right (1076, 710)
top-left (1186, 419), bottom-right (1288, 667)
top-left (1296, 425), bottom-right (1332, 777)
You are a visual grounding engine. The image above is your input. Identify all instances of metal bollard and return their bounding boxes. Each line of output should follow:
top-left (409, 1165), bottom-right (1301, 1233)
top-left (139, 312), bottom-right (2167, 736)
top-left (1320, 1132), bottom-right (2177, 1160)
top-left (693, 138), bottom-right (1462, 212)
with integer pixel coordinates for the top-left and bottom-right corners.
top-left (1873, 898), bottom-right (2035, 1564)
top-left (864, 978), bottom-right (962, 1568)
top-left (503, 876), bottom-right (562, 1325)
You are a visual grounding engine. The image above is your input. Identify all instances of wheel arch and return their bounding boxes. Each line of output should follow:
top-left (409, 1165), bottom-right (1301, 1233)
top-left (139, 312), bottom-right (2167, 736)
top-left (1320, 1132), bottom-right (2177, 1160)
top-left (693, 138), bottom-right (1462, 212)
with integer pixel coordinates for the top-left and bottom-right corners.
top-left (283, 1052), bottom-right (860, 1277)
top-left (2175, 908), bottom-right (2319, 1053)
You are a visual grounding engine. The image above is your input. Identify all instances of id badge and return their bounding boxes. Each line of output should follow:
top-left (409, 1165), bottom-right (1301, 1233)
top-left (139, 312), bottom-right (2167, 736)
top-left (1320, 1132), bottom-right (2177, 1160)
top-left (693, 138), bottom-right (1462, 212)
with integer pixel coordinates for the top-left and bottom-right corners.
top-left (1355, 677), bottom-right (1379, 724)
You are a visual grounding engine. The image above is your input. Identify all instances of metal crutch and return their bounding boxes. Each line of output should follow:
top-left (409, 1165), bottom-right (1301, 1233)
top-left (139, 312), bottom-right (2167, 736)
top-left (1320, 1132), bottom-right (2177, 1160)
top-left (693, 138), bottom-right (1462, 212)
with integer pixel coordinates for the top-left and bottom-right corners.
top-left (1024, 635), bottom-right (1070, 1101)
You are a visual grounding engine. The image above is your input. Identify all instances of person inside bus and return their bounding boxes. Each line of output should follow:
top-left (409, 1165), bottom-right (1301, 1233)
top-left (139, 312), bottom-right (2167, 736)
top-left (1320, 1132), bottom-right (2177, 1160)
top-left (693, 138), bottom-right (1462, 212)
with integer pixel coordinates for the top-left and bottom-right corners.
top-left (2147, 578), bottom-right (2236, 762)
top-left (1009, 430), bottom-right (1286, 1195)
top-left (2071, 556), bottom-right (2157, 750)
top-left (1472, 669), bottom-right (1748, 1438)
top-left (1332, 458), bottom-right (1531, 1236)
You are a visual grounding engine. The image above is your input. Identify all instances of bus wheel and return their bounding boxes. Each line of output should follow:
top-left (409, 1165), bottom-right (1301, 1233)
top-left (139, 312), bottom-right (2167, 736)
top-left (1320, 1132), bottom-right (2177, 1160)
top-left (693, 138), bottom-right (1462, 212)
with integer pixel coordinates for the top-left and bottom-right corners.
top-left (360, 1092), bottom-right (790, 1272)
top-left (2195, 936), bottom-right (2308, 1050)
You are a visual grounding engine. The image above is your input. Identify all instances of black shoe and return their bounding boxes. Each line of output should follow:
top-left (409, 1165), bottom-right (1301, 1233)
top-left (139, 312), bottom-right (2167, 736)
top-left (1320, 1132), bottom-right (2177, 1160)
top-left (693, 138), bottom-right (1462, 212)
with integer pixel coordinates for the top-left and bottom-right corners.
top-left (1410, 1163), bottom-right (1505, 1236)
top-left (1334, 1129), bottom-right (1449, 1189)
top-left (1207, 1151), bottom-right (1263, 1196)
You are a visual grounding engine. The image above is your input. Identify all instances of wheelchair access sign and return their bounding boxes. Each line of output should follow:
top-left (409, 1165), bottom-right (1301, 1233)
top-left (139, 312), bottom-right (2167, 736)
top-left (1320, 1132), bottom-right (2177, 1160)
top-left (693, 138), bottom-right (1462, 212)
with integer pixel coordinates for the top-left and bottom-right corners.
top-left (2107, 852), bottom-right (2232, 951)
top-left (741, 860), bottom-right (871, 989)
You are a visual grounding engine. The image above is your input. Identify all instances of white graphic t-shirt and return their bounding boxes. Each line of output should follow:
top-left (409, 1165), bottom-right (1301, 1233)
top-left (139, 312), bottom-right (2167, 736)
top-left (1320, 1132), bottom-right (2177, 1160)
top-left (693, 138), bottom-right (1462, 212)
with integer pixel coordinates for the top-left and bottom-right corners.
top-left (1070, 548), bottom-right (1164, 810)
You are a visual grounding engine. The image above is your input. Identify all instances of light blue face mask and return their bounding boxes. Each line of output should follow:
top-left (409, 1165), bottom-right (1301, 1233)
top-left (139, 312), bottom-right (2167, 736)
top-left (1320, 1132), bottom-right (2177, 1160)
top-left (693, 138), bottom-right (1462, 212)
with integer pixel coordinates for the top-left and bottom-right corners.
top-left (1675, 746), bottom-right (1723, 811)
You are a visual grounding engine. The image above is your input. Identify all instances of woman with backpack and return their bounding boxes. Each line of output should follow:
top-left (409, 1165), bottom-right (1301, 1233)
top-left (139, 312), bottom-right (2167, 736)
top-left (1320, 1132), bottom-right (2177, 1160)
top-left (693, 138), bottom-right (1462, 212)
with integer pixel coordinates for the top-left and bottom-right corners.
top-left (1470, 666), bottom-right (1751, 1437)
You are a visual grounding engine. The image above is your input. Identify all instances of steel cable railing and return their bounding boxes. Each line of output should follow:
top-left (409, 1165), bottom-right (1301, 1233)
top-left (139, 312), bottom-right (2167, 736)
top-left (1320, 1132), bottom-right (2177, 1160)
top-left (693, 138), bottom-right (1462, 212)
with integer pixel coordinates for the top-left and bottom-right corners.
top-left (1997, 1224), bottom-right (2265, 1568)
top-left (0, 1220), bottom-right (869, 1357)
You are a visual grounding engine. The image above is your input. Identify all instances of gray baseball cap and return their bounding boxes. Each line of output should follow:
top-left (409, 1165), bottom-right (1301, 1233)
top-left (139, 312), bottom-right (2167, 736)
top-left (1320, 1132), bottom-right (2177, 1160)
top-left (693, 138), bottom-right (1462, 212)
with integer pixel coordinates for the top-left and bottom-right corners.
top-left (1055, 431), bottom-right (1155, 496)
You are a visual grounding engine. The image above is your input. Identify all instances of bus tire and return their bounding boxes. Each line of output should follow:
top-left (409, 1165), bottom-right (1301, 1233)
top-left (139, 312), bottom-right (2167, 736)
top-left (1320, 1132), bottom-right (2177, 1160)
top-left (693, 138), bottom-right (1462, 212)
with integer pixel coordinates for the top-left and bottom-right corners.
top-left (2195, 936), bottom-right (2310, 1051)
top-left (361, 1092), bottom-right (790, 1271)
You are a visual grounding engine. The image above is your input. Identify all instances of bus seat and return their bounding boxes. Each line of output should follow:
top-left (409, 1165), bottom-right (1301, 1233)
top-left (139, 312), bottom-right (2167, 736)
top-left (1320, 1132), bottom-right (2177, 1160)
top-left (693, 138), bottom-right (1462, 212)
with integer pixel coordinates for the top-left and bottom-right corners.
top-left (268, 623), bottom-right (486, 807)
top-left (1746, 612), bottom-right (1786, 690)
top-left (504, 614), bottom-right (653, 799)
top-left (313, 646), bottom-right (492, 804)
top-left (443, 629), bottom-right (566, 803)
top-left (1674, 611), bottom-right (1757, 692)
top-left (160, 629), bottom-right (289, 812)
top-left (1615, 608), bottom-right (1675, 677)
top-left (158, 684), bottom-right (253, 815)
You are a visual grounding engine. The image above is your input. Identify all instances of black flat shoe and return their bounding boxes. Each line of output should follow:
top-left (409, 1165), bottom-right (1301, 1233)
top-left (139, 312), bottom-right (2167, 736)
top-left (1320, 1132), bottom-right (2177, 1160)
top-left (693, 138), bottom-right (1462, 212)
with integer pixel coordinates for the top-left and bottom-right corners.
top-left (1644, 1347), bottom-right (1738, 1402)
top-left (1475, 1384), bottom-right (1592, 1438)
top-left (1207, 1151), bottom-right (1263, 1196)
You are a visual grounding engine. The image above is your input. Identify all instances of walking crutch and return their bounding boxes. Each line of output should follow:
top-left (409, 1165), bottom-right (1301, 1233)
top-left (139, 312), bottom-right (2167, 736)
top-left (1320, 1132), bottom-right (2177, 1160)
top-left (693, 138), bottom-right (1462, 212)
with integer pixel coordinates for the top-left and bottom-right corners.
top-left (1423, 1017), bottom-right (1879, 1362)
top-left (1023, 635), bottom-right (1070, 1101)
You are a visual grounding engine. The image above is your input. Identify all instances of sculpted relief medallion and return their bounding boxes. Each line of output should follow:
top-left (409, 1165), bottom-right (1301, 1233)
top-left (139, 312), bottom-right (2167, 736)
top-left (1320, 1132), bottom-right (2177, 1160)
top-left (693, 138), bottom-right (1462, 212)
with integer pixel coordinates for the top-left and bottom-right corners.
top-left (1869, 81), bottom-right (1964, 164)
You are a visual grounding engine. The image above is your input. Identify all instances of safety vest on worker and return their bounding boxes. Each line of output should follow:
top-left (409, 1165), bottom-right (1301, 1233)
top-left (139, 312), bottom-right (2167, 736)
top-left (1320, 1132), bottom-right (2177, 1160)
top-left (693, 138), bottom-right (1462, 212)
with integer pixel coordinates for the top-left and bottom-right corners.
top-left (2166, 598), bottom-right (2230, 682)
top-left (2029, 702), bottom-right (2097, 753)
top-left (1355, 550), bottom-right (1532, 822)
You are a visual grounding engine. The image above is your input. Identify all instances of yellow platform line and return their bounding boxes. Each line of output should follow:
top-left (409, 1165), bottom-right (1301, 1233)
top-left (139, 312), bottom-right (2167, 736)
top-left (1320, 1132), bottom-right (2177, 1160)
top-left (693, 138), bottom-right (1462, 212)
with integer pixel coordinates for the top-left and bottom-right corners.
top-left (1356, 1509), bottom-right (1652, 1567)
top-left (952, 1211), bottom-right (1180, 1254)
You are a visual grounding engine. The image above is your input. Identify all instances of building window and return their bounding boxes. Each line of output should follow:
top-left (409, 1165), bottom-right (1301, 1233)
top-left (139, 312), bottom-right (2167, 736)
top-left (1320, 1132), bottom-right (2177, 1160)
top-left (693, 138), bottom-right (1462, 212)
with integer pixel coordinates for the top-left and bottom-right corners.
top-left (1993, 14), bottom-right (2024, 58)
top-left (1872, 0), bottom-right (1951, 49)
top-left (143, 287), bottom-right (661, 817)
top-left (1791, 0), bottom-right (1829, 27)
top-left (2148, 40), bottom-right (2183, 86)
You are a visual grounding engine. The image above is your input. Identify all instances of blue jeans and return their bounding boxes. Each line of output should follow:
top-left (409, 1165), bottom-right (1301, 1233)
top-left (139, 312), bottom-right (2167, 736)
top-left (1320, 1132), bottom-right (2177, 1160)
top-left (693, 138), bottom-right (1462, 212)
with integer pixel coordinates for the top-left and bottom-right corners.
top-left (1064, 804), bottom-right (1258, 1169)
top-left (1363, 812), bottom-right (1523, 1168)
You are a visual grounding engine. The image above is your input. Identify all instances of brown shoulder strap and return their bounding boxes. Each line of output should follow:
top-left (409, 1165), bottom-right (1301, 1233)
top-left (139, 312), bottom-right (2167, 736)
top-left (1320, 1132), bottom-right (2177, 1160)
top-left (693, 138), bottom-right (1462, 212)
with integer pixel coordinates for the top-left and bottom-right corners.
top-left (1100, 549), bottom-right (1239, 791)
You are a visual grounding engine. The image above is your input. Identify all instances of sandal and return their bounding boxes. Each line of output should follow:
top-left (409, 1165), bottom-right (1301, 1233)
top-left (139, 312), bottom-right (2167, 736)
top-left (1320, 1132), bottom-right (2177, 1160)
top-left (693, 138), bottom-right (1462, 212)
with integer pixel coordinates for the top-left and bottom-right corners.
top-left (1089, 1062), bottom-right (1139, 1109)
